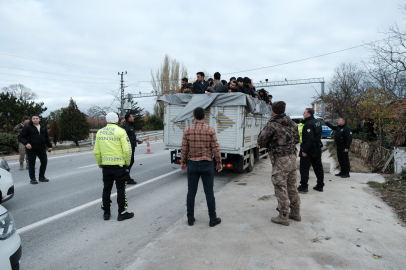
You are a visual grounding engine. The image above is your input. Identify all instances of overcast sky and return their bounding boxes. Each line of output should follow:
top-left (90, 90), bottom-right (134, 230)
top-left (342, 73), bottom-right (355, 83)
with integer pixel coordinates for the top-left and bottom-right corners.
top-left (0, 0), bottom-right (405, 117)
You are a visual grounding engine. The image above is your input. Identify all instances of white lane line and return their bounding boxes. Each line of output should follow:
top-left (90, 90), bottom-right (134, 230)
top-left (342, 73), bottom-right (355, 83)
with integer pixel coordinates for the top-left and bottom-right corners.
top-left (16, 169), bottom-right (182, 234)
top-left (77, 164), bottom-right (95, 169)
top-left (7, 141), bottom-right (164, 165)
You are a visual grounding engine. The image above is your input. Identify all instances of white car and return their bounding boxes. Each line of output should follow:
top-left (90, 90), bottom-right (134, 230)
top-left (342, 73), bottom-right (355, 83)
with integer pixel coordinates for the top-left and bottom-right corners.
top-left (0, 159), bottom-right (14, 203)
top-left (0, 205), bottom-right (22, 270)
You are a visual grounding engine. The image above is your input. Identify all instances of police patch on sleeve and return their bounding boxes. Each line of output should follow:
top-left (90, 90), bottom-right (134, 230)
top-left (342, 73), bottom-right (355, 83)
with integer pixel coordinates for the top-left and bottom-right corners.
top-left (307, 129), bottom-right (310, 132)
top-left (350, 132), bottom-right (352, 135)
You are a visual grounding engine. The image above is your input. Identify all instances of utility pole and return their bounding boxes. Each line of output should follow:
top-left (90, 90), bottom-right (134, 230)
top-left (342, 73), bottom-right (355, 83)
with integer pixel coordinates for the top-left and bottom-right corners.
top-left (118, 71), bottom-right (127, 116)
top-left (321, 82), bottom-right (325, 117)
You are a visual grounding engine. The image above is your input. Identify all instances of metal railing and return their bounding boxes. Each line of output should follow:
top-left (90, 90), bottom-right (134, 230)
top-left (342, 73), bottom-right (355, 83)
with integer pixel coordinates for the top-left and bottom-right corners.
top-left (77, 130), bottom-right (164, 146)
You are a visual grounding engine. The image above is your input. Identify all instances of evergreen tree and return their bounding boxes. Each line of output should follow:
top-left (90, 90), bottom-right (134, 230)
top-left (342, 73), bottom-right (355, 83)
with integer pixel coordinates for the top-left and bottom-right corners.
top-left (124, 98), bottom-right (144, 130)
top-left (48, 120), bottom-right (61, 146)
top-left (59, 98), bottom-right (90, 146)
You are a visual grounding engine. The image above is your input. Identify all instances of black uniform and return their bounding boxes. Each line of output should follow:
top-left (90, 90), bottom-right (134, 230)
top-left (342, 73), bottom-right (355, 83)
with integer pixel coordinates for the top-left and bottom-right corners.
top-left (325, 121), bottom-right (353, 176)
top-left (122, 121), bottom-right (137, 180)
top-left (299, 116), bottom-right (324, 188)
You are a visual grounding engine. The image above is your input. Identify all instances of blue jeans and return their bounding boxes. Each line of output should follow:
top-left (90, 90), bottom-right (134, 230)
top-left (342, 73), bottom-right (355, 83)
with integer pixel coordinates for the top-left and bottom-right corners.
top-left (27, 149), bottom-right (48, 179)
top-left (186, 160), bottom-right (217, 220)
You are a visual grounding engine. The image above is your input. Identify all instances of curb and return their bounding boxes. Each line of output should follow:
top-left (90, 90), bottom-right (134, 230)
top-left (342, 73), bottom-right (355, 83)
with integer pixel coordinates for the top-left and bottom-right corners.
top-left (1, 146), bottom-right (94, 162)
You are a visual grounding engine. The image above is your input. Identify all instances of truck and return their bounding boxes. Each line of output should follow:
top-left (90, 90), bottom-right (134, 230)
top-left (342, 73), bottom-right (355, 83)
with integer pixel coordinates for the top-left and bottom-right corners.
top-left (160, 93), bottom-right (272, 172)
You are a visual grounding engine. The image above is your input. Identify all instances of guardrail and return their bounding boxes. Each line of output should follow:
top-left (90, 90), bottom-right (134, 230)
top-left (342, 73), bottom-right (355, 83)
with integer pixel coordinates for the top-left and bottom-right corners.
top-left (76, 130), bottom-right (164, 146)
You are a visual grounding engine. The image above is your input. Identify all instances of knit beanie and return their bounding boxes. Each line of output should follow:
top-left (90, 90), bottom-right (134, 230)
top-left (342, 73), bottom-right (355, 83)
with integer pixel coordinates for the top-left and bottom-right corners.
top-left (272, 101), bottom-right (286, 114)
top-left (106, 112), bottom-right (119, 124)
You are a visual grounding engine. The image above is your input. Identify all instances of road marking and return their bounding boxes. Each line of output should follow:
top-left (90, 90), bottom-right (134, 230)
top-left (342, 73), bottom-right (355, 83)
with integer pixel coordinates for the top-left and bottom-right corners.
top-left (16, 169), bottom-right (182, 234)
top-left (77, 164), bottom-right (95, 169)
top-left (6, 141), bottom-right (164, 165)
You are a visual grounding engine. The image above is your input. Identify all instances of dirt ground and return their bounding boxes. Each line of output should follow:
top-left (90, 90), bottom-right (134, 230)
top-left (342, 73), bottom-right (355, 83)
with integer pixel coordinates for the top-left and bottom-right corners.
top-left (327, 142), bottom-right (371, 173)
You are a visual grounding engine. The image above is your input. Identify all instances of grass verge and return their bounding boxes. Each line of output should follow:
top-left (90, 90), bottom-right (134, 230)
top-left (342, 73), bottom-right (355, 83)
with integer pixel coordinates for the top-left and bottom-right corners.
top-left (368, 177), bottom-right (406, 223)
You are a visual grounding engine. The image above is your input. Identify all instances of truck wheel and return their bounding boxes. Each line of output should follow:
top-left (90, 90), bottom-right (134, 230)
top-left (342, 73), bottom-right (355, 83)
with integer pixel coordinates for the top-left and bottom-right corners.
top-left (247, 150), bottom-right (254, 172)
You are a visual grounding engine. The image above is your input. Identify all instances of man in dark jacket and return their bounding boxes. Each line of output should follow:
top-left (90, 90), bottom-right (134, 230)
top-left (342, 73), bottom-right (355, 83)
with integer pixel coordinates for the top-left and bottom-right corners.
top-left (18, 114), bottom-right (52, 184)
top-left (298, 108), bottom-right (324, 193)
top-left (258, 101), bottom-right (301, 227)
top-left (193, 72), bottom-right (210, 94)
top-left (122, 114), bottom-right (138, 185)
top-left (324, 116), bottom-right (353, 178)
top-left (14, 115), bottom-right (30, 170)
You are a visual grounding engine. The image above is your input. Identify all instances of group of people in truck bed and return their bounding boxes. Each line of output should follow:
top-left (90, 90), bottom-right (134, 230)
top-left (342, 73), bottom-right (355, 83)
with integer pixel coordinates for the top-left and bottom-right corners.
top-left (178, 71), bottom-right (272, 105)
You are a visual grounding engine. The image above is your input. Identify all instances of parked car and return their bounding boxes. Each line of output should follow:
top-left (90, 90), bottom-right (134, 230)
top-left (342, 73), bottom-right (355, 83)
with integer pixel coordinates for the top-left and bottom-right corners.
top-left (0, 205), bottom-right (22, 270)
top-left (0, 159), bottom-right (14, 204)
top-left (290, 115), bottom-right (333, 138)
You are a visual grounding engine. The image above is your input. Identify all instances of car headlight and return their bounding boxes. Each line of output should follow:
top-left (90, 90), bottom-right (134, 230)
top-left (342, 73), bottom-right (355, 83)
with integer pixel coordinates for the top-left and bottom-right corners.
top-left (0, 212), bottom-right (16, 240)
top-left (0, 159), bottom-right (10, 172)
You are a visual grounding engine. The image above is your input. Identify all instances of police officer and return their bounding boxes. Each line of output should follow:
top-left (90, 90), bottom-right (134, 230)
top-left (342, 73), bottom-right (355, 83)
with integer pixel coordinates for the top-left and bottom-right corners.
top-left (94, 112), bottom-right (134, 221)
top-left (324, 116), bottom-right (353, 178)
top-left (297, 108), bottom-right (324, 193)
top-left (122, 114), bottom-right (138, 185)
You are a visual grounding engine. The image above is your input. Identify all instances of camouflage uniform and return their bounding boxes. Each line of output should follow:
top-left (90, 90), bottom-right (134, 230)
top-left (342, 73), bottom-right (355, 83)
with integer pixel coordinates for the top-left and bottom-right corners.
top-left (258, 113), bottom-right (301, 215)
top-left (14, 123), bottom-right (28, 164)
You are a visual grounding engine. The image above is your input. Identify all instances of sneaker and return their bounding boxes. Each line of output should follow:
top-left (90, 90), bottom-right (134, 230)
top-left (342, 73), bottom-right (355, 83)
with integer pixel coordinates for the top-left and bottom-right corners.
top-left (341, 174), bottom-right (350, 178)
top-left (126, 178), bottom-right (137, 185)
top-left (39, 177), bottom-right (49, 182)
top-left (335, 172), bottom-right (343, 176)
top-left (313, 185), bottom-right (324, 192)
top-left (297, 185), bottom-right (308, 193)
top-left (103, 212), bottom-right (111, 221)
top-left (188, 217), bottom-right (196, 226)
top-left (117, 211), bottom-right (134, 221)
top-left (30, 178), bottom-right (38, 185)
top-left (209, 217), bottom-right (221, 227)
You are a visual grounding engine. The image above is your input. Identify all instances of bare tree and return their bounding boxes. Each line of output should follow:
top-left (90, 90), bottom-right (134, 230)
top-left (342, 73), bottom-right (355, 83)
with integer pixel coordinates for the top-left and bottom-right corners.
top-left (151, 55), bottom-right (187, 119)
top-left (2, 84), bottom-right (38, 100)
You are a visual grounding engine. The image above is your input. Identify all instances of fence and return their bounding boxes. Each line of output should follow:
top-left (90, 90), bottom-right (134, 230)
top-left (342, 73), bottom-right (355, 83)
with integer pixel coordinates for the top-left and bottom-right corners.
top-left (351, 139), bottom-right (394, 173)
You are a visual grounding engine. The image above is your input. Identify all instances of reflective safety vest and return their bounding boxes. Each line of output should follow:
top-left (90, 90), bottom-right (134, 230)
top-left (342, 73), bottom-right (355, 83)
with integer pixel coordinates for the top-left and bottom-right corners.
top-left (94, 124), bottom-right (132, 166)
top-left (298, 123), bottom-right (304, 143)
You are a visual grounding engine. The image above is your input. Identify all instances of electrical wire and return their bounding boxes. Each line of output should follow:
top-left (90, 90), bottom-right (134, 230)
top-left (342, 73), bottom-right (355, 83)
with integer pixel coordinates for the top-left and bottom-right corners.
top-left (0, 72), bottom-right (125, 84)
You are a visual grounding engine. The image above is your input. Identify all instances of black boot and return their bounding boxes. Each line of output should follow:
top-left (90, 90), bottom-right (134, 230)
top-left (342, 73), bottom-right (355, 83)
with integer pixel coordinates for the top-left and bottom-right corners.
top-left (209, 217), bottom-right (221, 227)
top-left (126, 178), bottom-right (137, 185)
top-left (335, 172), bottom-right (343, 176)
top-left (188, 217), bottom-right (196, 226)
top-left (297, 185), bottom-right (308, 193)
top-left (103, 212), bottom-right (111, 221)
top-left (30, 178), bottom-right (38, 184)
top-left (341, 174), bottom-right (350, 178)
top-left (313, 185), bottom-right (323, 192)
top-left (117, 211), bottom-right (134, 221)
top-left (39, 177), bottom-right (49, 182)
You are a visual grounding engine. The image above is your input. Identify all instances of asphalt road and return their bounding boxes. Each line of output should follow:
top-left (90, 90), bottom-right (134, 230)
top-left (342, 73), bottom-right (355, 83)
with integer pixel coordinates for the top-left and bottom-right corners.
top-left (2, 141), bottom-right (236, 270)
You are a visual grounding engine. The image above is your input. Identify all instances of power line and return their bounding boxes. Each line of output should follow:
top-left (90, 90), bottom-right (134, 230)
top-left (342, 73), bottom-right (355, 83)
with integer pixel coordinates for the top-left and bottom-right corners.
top-left (0, 50), bottom-right (117, 71)
top-left (0, 64), bottom-right (118, 81)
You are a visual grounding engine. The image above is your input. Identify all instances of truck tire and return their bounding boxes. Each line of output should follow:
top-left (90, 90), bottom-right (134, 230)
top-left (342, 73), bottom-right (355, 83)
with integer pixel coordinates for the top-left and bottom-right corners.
top-left (247, 150), bottom-right (254, 172)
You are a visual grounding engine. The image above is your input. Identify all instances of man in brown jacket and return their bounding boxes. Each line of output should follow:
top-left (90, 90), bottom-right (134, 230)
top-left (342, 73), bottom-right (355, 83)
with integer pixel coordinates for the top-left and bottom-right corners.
top-left (181, 107), bottom-right (222, 227)
top-left (13, 116), bottom-right (30, 170)
top-left (258, 101), bottom-right (301, 226)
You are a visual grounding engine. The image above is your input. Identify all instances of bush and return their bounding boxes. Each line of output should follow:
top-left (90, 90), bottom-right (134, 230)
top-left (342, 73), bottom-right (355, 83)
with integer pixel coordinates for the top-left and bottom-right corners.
top-left (0, 133), bottom-right (18, 154)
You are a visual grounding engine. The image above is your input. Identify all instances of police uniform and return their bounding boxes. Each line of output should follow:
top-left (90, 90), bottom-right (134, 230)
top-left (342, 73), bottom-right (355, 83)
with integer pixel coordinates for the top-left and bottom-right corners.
top-left (94, 113), bottom-right (134, 221)
top-left (325, 121), bottom-right (353, 177)
top-left (122, 121), bottom-right (137, 184)
top-left (299, 116), bottom-right (324, 191)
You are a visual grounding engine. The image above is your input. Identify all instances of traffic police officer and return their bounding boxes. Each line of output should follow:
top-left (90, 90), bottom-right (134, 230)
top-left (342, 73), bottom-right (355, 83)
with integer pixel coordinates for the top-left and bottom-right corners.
top-left (122, 114), bottom-right (138, 185)
top-left (324, 116), bottom-right (353, 178)
top-left (297, 108), bottom-right (324, 193)
top-left (94, 112), bottom-right (134, 221)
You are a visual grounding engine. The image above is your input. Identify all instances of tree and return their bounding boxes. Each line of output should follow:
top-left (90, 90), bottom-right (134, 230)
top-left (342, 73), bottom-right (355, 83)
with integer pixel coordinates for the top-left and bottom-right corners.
top-left (2, 84), bottom-right (38, 101)
top-left (356, 88), bottom-right (394, 146)
top-left (0, 92), bottom-right (47, 133)
top-left (48, 120), bottom-right (61, 146)
top-left (59, 98), bottom-right (90, 146)
top-left (144, 115), bottom-right (164, 131)
top-left (87, 106), bottom-right (108, 128)
top-left (151, 54), bottom-right (188, 119)
top-left (124, 99), bottom-right (144, 130)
